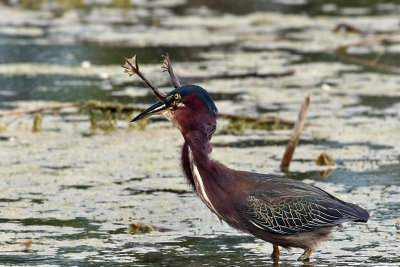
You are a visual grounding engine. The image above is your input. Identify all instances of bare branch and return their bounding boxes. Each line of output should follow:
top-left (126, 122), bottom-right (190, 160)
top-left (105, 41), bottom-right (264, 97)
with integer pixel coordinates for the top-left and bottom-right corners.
top-left (218, 112), bottom-right (298, 126)
top-left (122, 55), bottom-right (166, 100)
top-left (333, 23), bottom-right (367, 35)
top-left (162, 54), bottom-right (181, 88)
top-left (210, 70), bottom-right (295, 79)
top-left (280, 94), bottom-right (311, 173)
top-left (0, 103), bottom-right (80, 117)
top-left (334, 33), bottom-right (400, 74)
top-left (178, 70), bottom-right (295, 84)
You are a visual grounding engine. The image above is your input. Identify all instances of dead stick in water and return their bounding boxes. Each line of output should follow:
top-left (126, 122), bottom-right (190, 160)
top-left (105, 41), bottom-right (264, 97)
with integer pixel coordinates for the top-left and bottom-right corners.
top-left (332, 23), bottom-right (367, 35)
top-left (0, 103), bottom-right (80, 117)
top-left (218, 112), bottom-right (298, 126)
top-left (211, 70), bottom-right (295, 79)
top-left (280, 95), bottom-right (311, 172)
top-left (0, 101), bottom-right (300, 128)
top-left (335, 33), bottom-right (400, 73)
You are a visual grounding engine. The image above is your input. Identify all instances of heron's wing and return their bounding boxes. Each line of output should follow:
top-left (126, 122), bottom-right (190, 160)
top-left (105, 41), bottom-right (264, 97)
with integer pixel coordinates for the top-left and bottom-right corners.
top-left (245, 194), bottom-right (365, 234)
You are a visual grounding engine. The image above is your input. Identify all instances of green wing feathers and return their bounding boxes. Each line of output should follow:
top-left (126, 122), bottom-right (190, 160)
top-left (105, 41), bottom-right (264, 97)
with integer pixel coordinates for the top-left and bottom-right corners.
top-left (246, 195), bottom-right (369, 234)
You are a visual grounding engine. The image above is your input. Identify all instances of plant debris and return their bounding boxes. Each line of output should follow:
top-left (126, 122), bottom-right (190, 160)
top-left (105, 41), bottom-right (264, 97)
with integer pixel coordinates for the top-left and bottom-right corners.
top-left (128, 222), bottom-right (153, 234)
top-left (316, 152), bottom-right (336, 166)
top-left (335, 32), bottom-right (400, 74)
top-left (32, 113), bottom-right (42, 133)
top-left (219, 116), bottom-right (292, 135)
top-left (333, 23), bottom-right (367, 35)
top-left (20, 239), bottom-right (33, 248)
top-left (80, 100), bottom-right (146, 132)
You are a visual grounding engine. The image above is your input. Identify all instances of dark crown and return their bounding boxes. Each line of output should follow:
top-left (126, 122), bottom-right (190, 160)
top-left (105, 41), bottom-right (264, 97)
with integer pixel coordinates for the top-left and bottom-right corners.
top-left (168, 85), bottom-right (218, 114)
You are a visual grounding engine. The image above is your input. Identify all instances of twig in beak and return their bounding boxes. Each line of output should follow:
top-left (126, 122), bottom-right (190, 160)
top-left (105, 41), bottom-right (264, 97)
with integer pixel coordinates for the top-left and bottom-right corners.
top-left (162, 54), bottom-right (181, 89)
top-left (122, 55), bottom-right (166, 100)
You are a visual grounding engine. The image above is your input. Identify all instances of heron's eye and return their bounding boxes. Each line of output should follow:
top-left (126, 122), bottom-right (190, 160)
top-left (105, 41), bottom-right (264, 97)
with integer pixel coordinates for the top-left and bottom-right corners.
top-left (174, 94), bottom-right (181, 101)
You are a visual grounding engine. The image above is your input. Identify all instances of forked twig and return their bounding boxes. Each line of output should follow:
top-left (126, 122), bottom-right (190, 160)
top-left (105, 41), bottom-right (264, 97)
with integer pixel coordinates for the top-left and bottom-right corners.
top-left (122, 55), bottom-right (166, 100)
top-left (280, 94), bottom-right (311, 173)
top-left (162, 54), bottom-right (181, 88)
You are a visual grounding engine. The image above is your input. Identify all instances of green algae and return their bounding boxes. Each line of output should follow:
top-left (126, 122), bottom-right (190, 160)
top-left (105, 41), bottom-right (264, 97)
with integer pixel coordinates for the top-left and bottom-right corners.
top-left (17, 0), bottom-right (44, 10)
top-left (80, 100), bottom-right (148, 132)
top-left (128, 222), bottom-right (154, 234)
top-left (1, 0), bottom-right (400, 266)
top-left (32, 113), bottom-right (42, 133)
top-left (220, 116), bottom-right (292, 135)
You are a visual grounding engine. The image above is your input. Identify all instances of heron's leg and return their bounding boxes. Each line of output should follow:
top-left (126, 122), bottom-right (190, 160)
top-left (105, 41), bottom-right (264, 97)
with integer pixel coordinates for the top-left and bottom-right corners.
top-left (297, 245), bottom-right (314, 261)
top-left (271, 244), bottom-right (280, 258)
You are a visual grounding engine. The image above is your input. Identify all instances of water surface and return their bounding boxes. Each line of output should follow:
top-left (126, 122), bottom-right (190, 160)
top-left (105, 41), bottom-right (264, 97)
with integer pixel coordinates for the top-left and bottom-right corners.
top-left (0, 0), bottom-right (399, 266)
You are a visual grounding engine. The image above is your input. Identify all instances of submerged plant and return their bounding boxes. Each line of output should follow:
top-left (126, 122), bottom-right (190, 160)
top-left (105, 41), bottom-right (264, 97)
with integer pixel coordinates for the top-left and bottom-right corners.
top-left (220, 116), bottom-right (292, 135)
top-left (80, 100), bottom-right (148, 132)
top-left (82, 100), bottom-right (122, 132)
top-left (32, 113), bottom-right (42, 133)
top-left (128, 222), bottom-right (153, 234)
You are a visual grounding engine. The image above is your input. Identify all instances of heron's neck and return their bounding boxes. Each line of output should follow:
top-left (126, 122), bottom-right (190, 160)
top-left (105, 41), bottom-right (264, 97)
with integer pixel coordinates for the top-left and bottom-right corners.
top-left (180, 130), bottom-right (211, 187)
top-left (185, 129), bottom-right (213, 160)
top-left (180, 129), bottom-right (237, 223)
top-left (180, 129), bottom-right (233, 192)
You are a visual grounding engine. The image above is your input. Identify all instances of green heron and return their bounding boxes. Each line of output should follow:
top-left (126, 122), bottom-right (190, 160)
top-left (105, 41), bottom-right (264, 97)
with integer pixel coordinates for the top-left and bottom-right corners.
top-left (126, 56), bottom-right (369, 261)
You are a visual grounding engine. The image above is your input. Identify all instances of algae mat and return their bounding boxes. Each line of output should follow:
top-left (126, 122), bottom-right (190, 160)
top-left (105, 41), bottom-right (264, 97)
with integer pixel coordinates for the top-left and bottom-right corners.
top-left (0, 0), bottom-right (400, 266)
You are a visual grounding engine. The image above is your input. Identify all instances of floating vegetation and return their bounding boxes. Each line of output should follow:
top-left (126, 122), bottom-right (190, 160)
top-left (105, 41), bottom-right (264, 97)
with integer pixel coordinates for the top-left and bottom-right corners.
top-left (1, 99), bottom-right (296, 134)
top-left (80, 100), bottom-right (146, 132)
top-left (0, 122), bottom-right (8, 132)
top-left (111, 0), bottom-right (131, 9)
top-left (316, 152), bottom-right (336, 166)
top-left (334, 22), bottom-right (400, 74)
top-left (128, 222), bottom-right (153, 234)
top-left (20, 239), bottom-right (33, 248)
top-left (32, 113), bottom-right (42, 133)
top-left (18, 0), bottom-right (44, 10)
top-left (1, 1), bottom-right (400, 264)
top-left (219, 116), bottom-right (292, 135)
top-left (84, 100), bottom-right (121, 132)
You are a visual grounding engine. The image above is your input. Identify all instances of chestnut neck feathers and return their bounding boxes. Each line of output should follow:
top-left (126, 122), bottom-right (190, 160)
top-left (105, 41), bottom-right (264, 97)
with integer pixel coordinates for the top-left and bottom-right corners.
top-left (171, 86), bottom-right (225, 191)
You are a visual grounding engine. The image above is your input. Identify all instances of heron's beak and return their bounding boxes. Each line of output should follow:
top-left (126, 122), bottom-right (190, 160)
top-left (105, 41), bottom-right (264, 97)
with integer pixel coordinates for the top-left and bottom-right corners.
top-left (131, 100), bottom-right (169, 122)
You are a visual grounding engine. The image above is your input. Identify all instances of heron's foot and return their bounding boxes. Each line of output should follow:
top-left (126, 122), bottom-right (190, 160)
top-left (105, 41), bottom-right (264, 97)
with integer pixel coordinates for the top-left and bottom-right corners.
top-left (297, 246), bottom-right (314, 261)
top-left (271, 244), bottom-right (280, 259)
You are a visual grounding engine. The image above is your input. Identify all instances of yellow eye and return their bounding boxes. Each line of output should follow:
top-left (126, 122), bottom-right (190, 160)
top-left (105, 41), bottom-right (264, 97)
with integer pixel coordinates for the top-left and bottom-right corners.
top-left (174, 94), bottom-right (181, 100)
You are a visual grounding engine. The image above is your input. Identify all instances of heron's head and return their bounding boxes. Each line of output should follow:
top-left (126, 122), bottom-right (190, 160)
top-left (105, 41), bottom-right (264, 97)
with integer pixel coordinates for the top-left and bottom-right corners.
top-left (132, 85), bottom-right (218, 138)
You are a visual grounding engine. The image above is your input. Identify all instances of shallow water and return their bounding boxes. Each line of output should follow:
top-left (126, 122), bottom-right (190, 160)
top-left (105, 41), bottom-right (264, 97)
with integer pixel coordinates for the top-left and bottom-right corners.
top-left (0, 0), bottom-right (399, 266)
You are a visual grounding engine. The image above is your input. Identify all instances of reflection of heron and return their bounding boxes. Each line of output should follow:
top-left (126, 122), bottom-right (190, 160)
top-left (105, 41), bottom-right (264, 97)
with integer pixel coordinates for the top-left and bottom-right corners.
top-left (126, 55), bottom-right (369, 261)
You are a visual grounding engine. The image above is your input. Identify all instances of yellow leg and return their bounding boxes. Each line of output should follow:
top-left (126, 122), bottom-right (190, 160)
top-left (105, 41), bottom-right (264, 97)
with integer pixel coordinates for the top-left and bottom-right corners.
top-left (297, 245), bottom-right (314, 261)
top-left (271, 244), bottom-right (280, 258)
